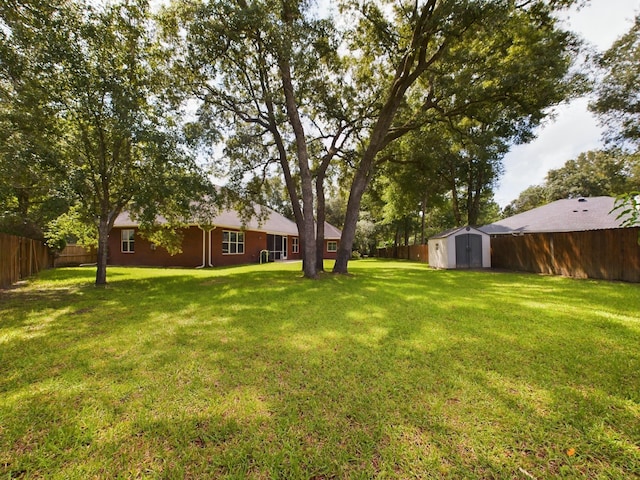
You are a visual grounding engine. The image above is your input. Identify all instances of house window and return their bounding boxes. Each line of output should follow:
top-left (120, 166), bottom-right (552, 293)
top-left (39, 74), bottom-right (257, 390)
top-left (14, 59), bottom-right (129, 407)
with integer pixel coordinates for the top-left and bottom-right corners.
top-left (292, 237), bottom-right (299, 254)
top-left (121, 229), bottom-right (135, 253)
top-left (327, 240), bottom-right (337, 253)
top-left (223, 230), bottom-right (244, 254)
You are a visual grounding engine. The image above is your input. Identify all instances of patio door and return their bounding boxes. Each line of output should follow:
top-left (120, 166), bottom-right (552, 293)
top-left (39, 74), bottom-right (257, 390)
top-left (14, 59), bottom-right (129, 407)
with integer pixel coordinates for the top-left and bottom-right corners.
top-left (267, 234), bottom-right (287, 260)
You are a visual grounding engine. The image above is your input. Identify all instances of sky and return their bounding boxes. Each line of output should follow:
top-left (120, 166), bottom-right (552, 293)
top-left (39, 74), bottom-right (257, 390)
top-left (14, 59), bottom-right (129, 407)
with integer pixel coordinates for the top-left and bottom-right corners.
top-left (494, 0), bottom-right (639, 208)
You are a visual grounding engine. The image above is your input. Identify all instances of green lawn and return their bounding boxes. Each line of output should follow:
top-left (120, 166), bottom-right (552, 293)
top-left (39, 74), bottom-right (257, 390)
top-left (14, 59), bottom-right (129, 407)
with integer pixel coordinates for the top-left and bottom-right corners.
top-left (1, 260), bottom-right (639, 479)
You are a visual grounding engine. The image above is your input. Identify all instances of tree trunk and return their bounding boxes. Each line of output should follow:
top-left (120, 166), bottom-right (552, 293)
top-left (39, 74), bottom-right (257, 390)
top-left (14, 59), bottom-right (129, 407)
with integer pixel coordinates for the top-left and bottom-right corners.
top-left (278, 56), bottom-right (316, 278)
top-left (451, 182), bottom-right (462, 226)
top-left (95, 218), bottom-right (110, 286)
top-left (315, 177), bottom-right (326, 272)
top-left (333, 105), bottom-right (399, 273)
top-left (420, 195), bottom-right (427, 244)
top-left (333, 165), bottom-right (369, 273)
top-left (333, 69), bottom-right (414, 273)
top-left (404, 216), bottom-right (410, 246)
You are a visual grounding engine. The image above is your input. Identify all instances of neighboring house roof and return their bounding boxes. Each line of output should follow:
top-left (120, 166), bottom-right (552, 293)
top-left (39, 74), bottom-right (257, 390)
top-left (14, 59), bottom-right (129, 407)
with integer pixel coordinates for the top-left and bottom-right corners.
top-left (429, 225), bottom-right (488, 240)
top-left (113, 205), bottom-right (342, 239)
top-left (479, 196), bottom-right (628, 234)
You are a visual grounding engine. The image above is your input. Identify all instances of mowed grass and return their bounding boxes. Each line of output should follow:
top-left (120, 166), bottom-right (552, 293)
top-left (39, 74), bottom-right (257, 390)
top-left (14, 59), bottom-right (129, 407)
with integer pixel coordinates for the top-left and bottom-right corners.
top-left (1, 260), bottom-right (639, 479)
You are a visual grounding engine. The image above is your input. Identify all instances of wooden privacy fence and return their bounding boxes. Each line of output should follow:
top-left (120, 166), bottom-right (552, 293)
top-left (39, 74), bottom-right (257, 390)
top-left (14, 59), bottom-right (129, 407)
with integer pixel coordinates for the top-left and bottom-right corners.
top-left (377, 244), bottom-right (429, 263)
top-left (0, 233), bottom-right (53, 289)
top-left (54, 245), bottom-right (97, 267)
top-left (491, 227), bottom-right (640, 283)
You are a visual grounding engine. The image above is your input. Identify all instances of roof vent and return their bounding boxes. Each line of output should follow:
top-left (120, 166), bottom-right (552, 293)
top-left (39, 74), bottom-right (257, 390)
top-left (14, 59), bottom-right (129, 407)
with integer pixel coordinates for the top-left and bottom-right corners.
top-left (578, 197), bottom-right (587, 202)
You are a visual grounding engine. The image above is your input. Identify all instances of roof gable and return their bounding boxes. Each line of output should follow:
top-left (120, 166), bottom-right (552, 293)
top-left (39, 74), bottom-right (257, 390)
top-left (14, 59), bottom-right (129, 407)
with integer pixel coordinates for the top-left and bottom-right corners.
top-left (430, 225), bottom-right (487, 239)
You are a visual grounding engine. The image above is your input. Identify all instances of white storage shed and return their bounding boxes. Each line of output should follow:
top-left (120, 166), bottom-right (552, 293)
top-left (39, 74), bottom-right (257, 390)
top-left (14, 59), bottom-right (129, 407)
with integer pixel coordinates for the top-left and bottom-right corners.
top-left (428, 226), bottom-right (491, 269)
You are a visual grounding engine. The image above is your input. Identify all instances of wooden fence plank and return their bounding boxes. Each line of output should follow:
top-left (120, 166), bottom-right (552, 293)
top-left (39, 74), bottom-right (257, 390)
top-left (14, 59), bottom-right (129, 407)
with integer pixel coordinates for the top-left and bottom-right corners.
top-left (53, 245), bottom-right (97, 267)
top-left (490, 228), bottom-right (639, 283)
top-left (376, 244), bottom-right (429, 264)
top-left (0, 233), bottom-right (53, 289)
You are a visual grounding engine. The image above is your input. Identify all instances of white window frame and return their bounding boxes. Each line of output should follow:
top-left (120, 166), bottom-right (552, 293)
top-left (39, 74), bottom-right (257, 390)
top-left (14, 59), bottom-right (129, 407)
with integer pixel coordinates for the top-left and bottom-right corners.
top-left (327, 240), bottom-right (338, 253)
top-left (222, 230), bottom-right (245, 255)
top-left (121, 229), bottom-right (135, 253)
top-left (292, 237), bottom-right (299, 254)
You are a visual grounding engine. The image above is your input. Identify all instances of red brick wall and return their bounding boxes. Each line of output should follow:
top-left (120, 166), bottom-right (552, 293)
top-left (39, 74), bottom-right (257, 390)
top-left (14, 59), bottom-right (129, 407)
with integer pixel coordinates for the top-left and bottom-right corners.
top-left (210, 228), bottom-right (266, 266)
top-left (108, 226), bottom-right (282, 267)
top-left (108, 227), bottom-right (338, 267)
top-left (108, 226), bottom-right (205, 267)
top-left (288, 238), bottom-right (338, 260)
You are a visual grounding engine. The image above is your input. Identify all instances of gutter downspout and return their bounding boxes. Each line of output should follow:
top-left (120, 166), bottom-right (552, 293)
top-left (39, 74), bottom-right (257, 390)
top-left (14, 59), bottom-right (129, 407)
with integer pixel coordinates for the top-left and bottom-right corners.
top-left (207, 228), bottom-right (215, 267)
top-left (196, 227), bottom-right (206, 268)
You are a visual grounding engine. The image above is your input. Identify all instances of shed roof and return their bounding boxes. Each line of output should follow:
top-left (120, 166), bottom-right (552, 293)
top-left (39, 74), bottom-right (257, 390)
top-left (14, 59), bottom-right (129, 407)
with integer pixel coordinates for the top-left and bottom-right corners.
top-left (479, 196), bottom-right (628, 235)
top-left (429, 225), bottom-right (487, 240)
top-left (113, 205), bottom-right (342, 239)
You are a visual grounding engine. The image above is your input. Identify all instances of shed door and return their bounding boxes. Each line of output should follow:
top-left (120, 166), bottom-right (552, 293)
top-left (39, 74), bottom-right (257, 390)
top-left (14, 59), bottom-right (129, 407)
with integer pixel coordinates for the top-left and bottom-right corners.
top-left (455, 234), bottom-right (483, 269)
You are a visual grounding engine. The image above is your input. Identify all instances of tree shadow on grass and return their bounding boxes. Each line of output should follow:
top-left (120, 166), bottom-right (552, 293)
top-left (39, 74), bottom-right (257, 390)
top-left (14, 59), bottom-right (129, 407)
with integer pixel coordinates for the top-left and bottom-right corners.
top-left (1, 263), bottom-right (639, 478)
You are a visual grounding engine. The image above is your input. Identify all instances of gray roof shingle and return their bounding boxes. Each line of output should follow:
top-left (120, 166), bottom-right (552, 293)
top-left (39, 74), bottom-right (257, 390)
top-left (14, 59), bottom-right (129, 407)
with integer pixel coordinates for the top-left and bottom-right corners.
top-left (479, 196), bottom-right (628, 234)
top-left (113, 205), bottom-right (342, 239)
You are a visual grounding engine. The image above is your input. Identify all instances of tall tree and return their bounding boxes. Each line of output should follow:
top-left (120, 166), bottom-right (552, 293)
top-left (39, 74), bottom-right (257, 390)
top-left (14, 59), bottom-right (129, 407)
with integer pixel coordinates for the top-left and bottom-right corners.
top-left (331, 0), bottom-right (583, 273)
top-left (590, 14), bottom-right (640, 148)
top-left (502, 184), bottom-right (549, 217)
top-left (0, 0), bottom-right (70, 239)
top-left (590, 15), bottom-right (640, 227)
top-left (166, 0), bottom-right (581, 277)
top-left (165, 0), bottom-right (356, 278)
top-left (2, 0), bottom-right (209, 285)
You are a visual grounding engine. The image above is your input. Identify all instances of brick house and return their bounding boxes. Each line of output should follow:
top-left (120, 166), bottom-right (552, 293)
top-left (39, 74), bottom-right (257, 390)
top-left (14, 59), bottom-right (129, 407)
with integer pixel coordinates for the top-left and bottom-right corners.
top-left (109, 206), bottom-right (341, 268)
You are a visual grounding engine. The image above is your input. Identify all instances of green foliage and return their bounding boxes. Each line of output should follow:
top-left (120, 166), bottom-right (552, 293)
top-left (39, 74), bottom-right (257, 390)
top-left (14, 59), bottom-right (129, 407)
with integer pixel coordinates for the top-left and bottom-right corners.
top-left (138, 224), bottom-right (186, 256)
top-left (325, 193), bottom-right (348, 230)
top-left (590, 15), bottom-right (640, 147)
top-left (502, 184), bottom-right (550, 217)
top-left (1, 262), bottom-right (638, 477)
top-left (353, 212), bottom-right (377, 255)
top-left (504, 150), bottom-right (640, 215)
top-left (1, 0), bottom-right (211, 284)
top-left (162, 0), bottom-right (584, 274)
top-left (44, 206), bottom-right (98, 252)
top-left (545, 150), bottom-right (637, 199)
top-left (612, 192), bottom-right (640, 228)
top-left (0, 0), bottom-right (70, 239)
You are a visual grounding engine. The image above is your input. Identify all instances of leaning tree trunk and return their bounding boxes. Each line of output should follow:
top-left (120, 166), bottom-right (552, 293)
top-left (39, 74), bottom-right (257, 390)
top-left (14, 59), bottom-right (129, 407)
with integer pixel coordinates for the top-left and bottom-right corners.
top-left (333, 164), bottom-right (370, 273)
top-left (333, 103), bottom-right (399, 273)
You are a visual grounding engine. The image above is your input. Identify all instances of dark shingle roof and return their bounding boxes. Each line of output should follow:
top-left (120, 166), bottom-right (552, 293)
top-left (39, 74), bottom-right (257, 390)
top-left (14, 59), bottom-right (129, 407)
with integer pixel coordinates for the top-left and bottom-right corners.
top-left (479, 196), bottom-right (628, 234)
top-left (113, 206), bottom-right (342, 239)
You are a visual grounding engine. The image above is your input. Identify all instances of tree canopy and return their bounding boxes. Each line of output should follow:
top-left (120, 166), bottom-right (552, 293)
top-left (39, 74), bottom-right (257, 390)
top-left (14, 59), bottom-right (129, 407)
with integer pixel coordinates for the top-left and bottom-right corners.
top-left (1, 0), bottom-right (590, 279)
top-left (503, 150), bottom-right (640, 216)
top-left (590, 14), bottom-right (640, 228)
top-left (590, 14), bottom-right (640, 149)
top-left (162, 0), bottom-right (583, 275)
top-left (1, 0), bottom-right (211, 285)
